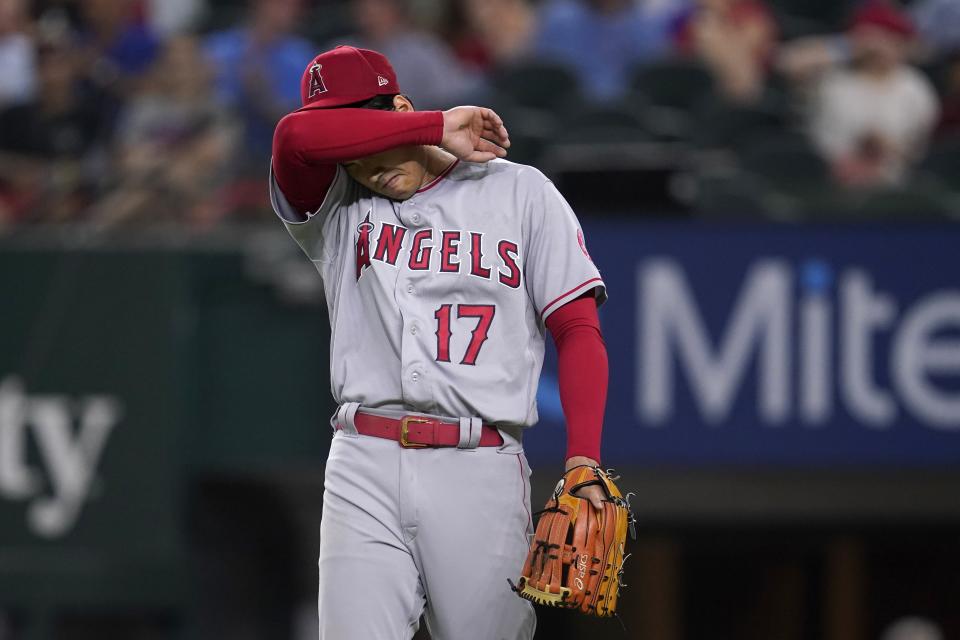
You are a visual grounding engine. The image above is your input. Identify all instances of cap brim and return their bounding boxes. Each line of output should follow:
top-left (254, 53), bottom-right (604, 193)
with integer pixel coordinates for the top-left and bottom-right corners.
top-left (298, 88), bottom-right (400, 111)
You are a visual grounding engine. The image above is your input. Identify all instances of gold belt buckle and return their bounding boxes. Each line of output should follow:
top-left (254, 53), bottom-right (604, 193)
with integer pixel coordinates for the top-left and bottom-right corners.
top-left (400, 416), bottom-right (431, 448)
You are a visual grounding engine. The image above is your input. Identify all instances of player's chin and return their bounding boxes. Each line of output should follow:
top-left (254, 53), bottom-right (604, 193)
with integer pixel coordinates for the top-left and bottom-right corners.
top-left (373, 179), bottom-right (417, 201)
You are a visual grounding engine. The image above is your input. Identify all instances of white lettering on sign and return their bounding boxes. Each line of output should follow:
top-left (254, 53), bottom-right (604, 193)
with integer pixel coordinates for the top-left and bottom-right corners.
top-left (637, 260), bottom-right (960, 431)
top-left (0, 376), bottom-right (121, 538)
top-left (639, 260), bottom-right (791, 425)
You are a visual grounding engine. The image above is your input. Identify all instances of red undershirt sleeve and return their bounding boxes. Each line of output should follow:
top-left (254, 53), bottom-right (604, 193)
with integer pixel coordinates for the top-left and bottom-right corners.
top-left (271, 108), bottom-right (444, 215)
top-left (544, 293), bottom-right (608, 463)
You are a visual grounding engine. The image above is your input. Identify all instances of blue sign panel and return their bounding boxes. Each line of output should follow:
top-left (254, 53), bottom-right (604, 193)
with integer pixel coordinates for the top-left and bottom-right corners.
top-left (524, 223), bottom-right (960, 467)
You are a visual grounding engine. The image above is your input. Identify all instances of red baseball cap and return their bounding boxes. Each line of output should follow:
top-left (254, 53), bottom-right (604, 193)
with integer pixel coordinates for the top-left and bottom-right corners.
top-left (849, 1), bottom-right (916, 39)
top-left (298, 45), bottom-right (401, 110)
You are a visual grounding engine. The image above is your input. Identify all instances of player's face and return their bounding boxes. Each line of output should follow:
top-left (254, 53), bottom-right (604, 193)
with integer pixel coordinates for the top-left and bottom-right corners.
top-left (343, 146), bottom-right (428, 201)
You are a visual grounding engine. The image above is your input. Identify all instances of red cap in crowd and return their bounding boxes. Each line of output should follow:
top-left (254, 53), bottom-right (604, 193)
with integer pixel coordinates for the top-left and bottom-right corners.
top-left (298, 45), bottom-right (401, 110)
top-left (849, 1), bottom-right (916, 39)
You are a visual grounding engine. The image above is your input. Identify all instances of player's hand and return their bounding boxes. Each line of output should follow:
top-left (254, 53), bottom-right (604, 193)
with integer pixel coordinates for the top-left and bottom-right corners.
top-left (565, 456), bottom-right (606, 510)
top-left (441, 106), bottom-right (510, 163)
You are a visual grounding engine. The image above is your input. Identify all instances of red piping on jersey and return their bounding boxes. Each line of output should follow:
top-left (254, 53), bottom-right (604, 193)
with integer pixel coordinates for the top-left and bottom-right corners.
top-left (416, 159), bottom-right (459, 193)
top-left (516, 454), bottom-right (532, 529)
top-left (541, 277), bottom-right (603, 318)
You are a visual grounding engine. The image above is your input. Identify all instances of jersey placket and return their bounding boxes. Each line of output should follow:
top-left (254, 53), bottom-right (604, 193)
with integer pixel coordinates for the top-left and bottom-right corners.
top-left (395, 199), bottom-right (434, 412)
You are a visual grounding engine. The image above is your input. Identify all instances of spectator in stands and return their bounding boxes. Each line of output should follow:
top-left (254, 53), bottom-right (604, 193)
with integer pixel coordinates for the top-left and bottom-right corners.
top-left (145, 0), bottom-right (207, 38)
top-left (92, 35), bottom-right (239, 227)
top-left (340, 0), bottom-right (484, 109)
top-left (935, 55), bottom-right (960, 138)
top-left (808, 2), bottom-right (939, 188)
top-left (204, 0), bottom-right (314, 170)
top-left (673, 0), bottom-right (777, 104)
top-left (0, 0), bottom-right (36, 108)
top-left (447, 0), bottom-right (536, 73)
top-left (534, 0), bottom-right (671, 102)
top-left (911, 0), bottom-right (960, 60)
top-left (0, 30), bottom-right (106, 223)
top-left (74, 0), bottom-right (162, 139)
top-left (780, 0), bottom-right (960, 80)
top-left (79, 0), bottom-right (161, 81)
top-left (645, 0), bottom-right (692, 21)
top-left (776, 35), bottom-right (848, 85)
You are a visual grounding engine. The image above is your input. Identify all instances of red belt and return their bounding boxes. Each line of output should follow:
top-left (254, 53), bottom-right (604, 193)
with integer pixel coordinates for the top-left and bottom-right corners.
top-left (342, 412), bottom-right (504, 448)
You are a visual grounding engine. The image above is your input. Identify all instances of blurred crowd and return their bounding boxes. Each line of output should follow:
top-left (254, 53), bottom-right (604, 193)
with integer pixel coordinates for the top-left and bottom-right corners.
top-left (0, 0), bottom-right (958, 227)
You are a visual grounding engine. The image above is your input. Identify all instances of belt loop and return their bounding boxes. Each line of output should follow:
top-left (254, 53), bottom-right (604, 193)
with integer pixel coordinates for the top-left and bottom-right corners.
top-left (335, 402), bottom-right (361, 435)
top-left (458, 417), bottom-right (483, 450)
top-left (457, 417), bottom-right (472, 449)
top-left (468, 417), bottom-right (482, 448)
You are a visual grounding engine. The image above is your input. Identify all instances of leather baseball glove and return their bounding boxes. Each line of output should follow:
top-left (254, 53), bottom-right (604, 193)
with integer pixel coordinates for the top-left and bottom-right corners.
top-left (511, 465), bottom-right (636, 617)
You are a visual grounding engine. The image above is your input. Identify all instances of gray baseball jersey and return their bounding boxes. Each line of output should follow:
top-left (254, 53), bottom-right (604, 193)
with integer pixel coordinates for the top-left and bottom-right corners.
top-left (269, 157), bottom-right (606, 426)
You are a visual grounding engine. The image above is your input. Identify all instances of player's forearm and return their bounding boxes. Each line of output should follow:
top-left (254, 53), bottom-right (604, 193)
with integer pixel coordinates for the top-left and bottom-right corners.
top-left (546, 295), bottom-right (607, 463)
top-left (273, 108), bottom-right (443, 166)
top-left (271, 109), bottom-right (444, 213)
top-left (556, 326), bottom-right (607, 462)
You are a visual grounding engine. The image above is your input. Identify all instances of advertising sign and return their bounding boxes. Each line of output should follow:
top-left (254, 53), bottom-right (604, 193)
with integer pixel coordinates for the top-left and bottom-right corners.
top-left (526, 223), bottom-right (960, 467)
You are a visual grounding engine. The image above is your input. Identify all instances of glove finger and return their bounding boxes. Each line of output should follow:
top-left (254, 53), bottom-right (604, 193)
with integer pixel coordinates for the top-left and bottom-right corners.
top-left (593, 501), bottom-right (618, 615)
top-left (526, 511), bottom-right (554, 587)
top-left (543, 510), bottom-right (571, 594)
top-left (585, 503), bottom-right (608, 614)
top-left (566, 497), bottom-right (593, 609)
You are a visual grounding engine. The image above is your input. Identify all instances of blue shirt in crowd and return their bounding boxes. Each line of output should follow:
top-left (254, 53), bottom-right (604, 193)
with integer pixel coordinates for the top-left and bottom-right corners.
top-left (204, 28), bottom-right (315, 161)
top-left (534, 0), bottom-right (672, 101)
top-left (911, 0), bottom-right (960, 56)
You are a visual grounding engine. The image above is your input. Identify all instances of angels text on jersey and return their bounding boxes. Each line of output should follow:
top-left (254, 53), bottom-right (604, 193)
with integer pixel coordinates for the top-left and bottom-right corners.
top-left (354, 211), bottom-right (521, 289)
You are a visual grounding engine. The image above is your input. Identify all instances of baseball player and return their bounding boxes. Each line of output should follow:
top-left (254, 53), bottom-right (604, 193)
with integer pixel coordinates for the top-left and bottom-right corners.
top-left (270, 45), bottom-right (610, 640)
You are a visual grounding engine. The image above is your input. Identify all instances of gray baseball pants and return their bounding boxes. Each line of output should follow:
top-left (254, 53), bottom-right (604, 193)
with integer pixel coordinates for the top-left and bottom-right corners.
top-left (318, 407), bottom-right (537, 640)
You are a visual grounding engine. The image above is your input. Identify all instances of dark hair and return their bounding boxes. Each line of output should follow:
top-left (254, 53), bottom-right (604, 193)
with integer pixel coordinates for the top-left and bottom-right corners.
top-left (341, 94), bottom-right (413, 111)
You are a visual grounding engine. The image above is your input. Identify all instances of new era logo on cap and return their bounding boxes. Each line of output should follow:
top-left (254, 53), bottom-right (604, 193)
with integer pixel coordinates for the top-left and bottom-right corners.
top-left (299, 46), bottom-right (401, 110)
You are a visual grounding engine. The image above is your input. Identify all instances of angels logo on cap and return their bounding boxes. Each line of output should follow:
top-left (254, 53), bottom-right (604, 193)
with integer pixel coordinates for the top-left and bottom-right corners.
top-left (298, 45), bottom-right (401, 111)
top-left (307, 64), bottom-right (327, 98)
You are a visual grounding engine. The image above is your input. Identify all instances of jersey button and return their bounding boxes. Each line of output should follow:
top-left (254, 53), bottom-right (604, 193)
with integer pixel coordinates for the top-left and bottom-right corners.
top-left (411, 213), bottom-right (422, 224)
top-left (406, 284), bottom-right (415, 294)
top-left (410, 325), bottom-right (418, 335)
top-left (411, 372), bottom-right (421, 382)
